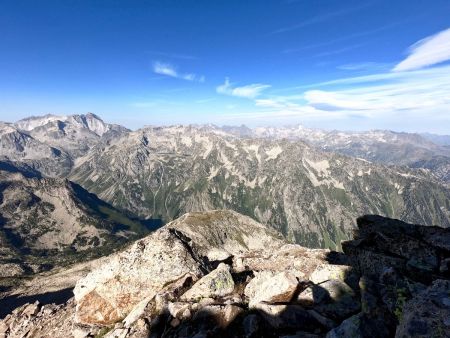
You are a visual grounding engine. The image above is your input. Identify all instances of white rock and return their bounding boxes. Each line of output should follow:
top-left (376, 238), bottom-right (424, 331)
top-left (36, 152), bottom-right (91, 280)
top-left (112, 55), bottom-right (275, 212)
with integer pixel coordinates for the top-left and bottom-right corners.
top-left (245, 271), bottom-right (298, 307)
top-left (310, 264), bottom-right (351, 284)
top-left (123, 297), bottom-right (152, 328)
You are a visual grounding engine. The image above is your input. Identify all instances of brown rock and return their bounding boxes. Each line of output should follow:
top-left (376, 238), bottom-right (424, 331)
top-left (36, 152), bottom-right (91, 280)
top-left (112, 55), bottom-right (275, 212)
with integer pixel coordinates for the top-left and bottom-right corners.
top-left (22, 302), bottom-right (40, 317)
top-left (74, 228), bottom-right (203, 325)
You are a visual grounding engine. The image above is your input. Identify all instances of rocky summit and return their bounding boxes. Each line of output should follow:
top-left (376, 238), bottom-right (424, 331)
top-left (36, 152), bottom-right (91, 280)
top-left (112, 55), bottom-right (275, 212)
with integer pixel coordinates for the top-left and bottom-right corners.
top-left (1, 210), bottom-right (449, 338)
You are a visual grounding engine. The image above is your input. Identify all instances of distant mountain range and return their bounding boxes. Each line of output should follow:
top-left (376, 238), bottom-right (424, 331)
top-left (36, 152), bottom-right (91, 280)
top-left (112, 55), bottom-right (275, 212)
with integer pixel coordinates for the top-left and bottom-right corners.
top-left (0, 113), bottom-right (128, 176)
top-left (420, 132), bottom-right (450, 146)
top-left (1, 113), bottom-right (449, 252)
top-left (219, 125), bottom-right (450, 185)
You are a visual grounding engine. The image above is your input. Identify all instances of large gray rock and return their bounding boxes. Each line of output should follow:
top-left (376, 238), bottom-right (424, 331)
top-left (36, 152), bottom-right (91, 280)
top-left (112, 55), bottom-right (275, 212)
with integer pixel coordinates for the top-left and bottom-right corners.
top-left (396, 279), bottom-right (450, 338)
top-left (166, 210), bottom-right (286, 260)
top-left (234, 244), bottom-right (329, 280)
top-left (343, 215), bottom-right (449, 283)
top-left (297, 279), bottom-right (360, 320)
top-left (326, 313), bottom-right (364, 338)
top-left (326, 312), bottom-right (392, 338)
top-left (74, 210), bottom-right (285, 325)
top-left (181, 263), bottom-right (235, 301)
top-left (74, 228), bottom-right (203, 325)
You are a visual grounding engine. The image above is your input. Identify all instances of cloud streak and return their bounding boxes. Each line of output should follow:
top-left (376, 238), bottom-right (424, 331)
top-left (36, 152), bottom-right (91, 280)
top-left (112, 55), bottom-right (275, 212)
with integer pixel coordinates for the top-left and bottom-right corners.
top-left (393, 27), bottom-right (450, 72)
top-left (227, 64), bottom-right (450, 125)
top-left (152, 61), bottom-right (205, 82)
top-left (216, 78), bottom-right (271, 99)
top-left (272, 3), bottom-right (373, 34)
top-left (337, 62), bottom-right (391, 71)
top-left (282, 23), bottom-right (398, 54)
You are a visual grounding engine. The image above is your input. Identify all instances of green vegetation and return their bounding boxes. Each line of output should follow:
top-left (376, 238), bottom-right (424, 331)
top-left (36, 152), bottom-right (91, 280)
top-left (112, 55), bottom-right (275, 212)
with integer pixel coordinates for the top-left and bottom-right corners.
top-left (94, 327), bottom-right (112, 338)
top-left (393, 287), bottom-right (409, 322)
top-left (98, 205), bottom-right (146, 234)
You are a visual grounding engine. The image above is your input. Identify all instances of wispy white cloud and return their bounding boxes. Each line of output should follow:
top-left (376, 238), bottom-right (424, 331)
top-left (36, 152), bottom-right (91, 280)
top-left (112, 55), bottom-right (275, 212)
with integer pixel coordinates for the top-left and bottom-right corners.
top-left (216, 78), bottom-right (271, 99)
top-left (275, 65), bottom-right (450, 92)
top-left (225, 65), bottom-right (450, 125)
top-left (303, 68), bottom-right (450, 113)
top-left (336, 62), bottom-right (391, 71)
top-left (272, 3), bottom-right (373, 34)
top-left (153, 62), bottom-right (178, 77)
top-left (152, 61), bottom-right (205, 82)
top-left (282, 24), bottom-right (398, 54)
top-left (393, 27), bottom-right (450, 72)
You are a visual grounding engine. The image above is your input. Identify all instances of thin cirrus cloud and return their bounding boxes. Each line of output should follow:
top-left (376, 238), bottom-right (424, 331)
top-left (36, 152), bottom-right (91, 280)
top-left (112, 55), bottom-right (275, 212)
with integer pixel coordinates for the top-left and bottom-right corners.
top-left (216, 78), bottom-right (271, 99)
top-left (337, 62), bottom-right (391, 71)
top-left (393, 27), bottom-right (450, 72)
top-left (282, 23), bottom-right (399, 54)
top-left (152, 61), bottom-right (205, 82)
top-left (272, 2), bottom-right (373, 35)
top-left (235, 64), bottom-right (450, 123)
top-left (311, 66), bottom-right (450, 111)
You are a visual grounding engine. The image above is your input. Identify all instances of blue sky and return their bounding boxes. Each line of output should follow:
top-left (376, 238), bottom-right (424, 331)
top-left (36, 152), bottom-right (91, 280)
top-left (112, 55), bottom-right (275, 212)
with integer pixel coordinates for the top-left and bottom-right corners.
top-left (1, 0), bottom-right (450, 133)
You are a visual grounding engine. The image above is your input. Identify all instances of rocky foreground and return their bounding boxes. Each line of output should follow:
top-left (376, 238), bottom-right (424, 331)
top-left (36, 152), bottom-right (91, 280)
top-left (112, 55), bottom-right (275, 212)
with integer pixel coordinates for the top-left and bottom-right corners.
top-left (1, 210), bottom-right (450, 337)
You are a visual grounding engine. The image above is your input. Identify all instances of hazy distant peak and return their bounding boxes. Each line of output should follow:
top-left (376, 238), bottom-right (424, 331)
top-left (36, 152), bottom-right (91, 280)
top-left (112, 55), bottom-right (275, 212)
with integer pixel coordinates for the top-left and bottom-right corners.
top-left (15, 113), bottom-right (111, 137)
top-left (15, 114), bottom-right (64, 131)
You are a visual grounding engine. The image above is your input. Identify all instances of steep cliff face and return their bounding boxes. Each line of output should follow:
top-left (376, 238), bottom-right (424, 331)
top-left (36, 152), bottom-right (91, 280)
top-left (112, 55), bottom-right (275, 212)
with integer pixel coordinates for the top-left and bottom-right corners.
top-left (0, 123), bottom-right (72, 177)
top-left (0, 169), bottom-right (153, 278)
top-left (69, 126), bottom-right (450, 249)
top-left (1, 211), bottom-right (448, 338)
top-left (15, 113), bottom-right (129, 159)
top-left (0, 114), bottom-right (129, 177)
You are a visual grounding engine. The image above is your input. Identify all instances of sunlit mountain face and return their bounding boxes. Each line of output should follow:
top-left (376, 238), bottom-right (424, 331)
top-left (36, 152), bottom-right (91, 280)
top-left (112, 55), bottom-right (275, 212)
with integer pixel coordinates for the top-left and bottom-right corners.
top-left (2, 113), bottom-right (449, 252)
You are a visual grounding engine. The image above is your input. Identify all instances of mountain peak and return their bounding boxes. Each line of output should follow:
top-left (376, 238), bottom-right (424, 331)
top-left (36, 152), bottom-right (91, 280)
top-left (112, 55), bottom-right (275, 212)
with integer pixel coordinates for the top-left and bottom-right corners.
top-left (14, 113), bottom-right (108, 136)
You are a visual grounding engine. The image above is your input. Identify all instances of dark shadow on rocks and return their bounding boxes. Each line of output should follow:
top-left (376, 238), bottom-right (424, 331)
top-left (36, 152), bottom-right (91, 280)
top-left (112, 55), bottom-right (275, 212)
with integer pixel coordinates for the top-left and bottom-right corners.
top-left (149, 214), bottom-right (450, 338)
top-left (321, 214), bottom-right (450, 338)
top-left (0, 287), bottom-right (73, 319)
top-left (0, 160), bottom-right (42, 178)
top-left (149, 305), bottom-right (335, 338)
top-left (141, 269), bottom-right (361, 337)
